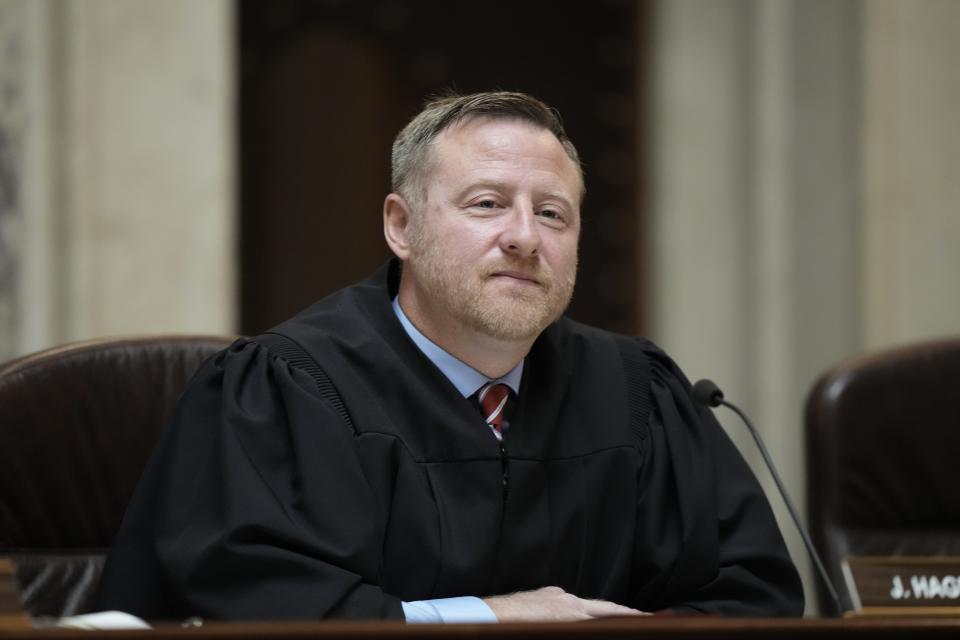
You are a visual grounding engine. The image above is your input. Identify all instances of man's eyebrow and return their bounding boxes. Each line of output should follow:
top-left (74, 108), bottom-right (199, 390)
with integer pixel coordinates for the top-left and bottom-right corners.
top-left (540, 191), bottom-right (577, 208)
top-left (454, 182), bottom-right (577, 208)
top-left (450, 181), bottom-right (512, 203)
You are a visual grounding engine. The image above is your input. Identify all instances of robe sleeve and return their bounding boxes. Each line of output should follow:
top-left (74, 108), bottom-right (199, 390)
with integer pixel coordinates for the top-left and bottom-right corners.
top-left (95, 339), bottom-right (405, 621)
top-left (633, 340), bottom-right (805, 616)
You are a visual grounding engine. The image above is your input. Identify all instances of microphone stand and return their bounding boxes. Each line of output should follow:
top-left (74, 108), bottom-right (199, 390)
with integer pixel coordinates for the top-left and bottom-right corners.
top-left (692, 379), bottom-right (844, 614)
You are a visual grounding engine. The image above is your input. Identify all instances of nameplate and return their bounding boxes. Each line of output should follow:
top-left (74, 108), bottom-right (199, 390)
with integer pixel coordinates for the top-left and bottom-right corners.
top-left (843, 556), bottom-right (960, 615)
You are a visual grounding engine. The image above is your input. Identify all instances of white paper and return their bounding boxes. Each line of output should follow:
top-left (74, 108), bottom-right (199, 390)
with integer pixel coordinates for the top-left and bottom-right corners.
top-left (56, 611), bottom-right (153, 630)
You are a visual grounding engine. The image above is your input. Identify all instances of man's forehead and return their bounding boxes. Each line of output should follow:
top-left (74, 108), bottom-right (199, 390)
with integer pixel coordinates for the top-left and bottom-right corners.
top-left (429, 116), bottom-right (585, 197)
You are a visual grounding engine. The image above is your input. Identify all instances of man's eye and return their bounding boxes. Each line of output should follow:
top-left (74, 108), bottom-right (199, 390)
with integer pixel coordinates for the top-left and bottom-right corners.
top-left (476, 200), bottom-right (498, 209)
top-left (538, 209), bottom-right (563, 221)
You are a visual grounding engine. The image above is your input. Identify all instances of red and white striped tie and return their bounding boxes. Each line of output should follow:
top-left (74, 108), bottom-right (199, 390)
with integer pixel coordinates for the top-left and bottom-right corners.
top-left (477, 382), bottom-right (511, 440)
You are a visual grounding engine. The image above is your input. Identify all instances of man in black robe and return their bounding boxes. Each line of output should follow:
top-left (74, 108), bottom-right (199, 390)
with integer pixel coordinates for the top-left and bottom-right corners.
top-left (95, 91), bottom-right (804, 622)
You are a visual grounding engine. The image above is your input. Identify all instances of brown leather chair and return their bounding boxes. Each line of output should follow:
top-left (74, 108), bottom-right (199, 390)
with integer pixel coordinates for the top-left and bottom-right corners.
top-left (0, 335), bottom-right (235, 618)
top-left (805, 337), bottom-right (960, 615)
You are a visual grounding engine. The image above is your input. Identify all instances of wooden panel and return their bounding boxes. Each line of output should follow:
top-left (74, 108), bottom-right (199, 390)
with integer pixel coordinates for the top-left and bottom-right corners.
top-left (239, 0), bottom-right (646, 335)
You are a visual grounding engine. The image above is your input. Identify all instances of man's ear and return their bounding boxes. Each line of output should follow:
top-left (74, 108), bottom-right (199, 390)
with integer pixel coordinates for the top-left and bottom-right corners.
top-left (383, 193), bottom-right (414, 260)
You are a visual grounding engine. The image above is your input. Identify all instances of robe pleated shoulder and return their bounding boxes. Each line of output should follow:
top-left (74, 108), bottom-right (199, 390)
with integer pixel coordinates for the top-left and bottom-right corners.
top-left (95, 339), bottom-right (407, 620)
top-left (634, 339), bottom-right (804, 615)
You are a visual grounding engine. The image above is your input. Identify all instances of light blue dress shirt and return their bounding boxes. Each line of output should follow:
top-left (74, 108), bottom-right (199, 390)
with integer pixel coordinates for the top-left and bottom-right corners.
top-left (392, 297), bottom-right (522, 623)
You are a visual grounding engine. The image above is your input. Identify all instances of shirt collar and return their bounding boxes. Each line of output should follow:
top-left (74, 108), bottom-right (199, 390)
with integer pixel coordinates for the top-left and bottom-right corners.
top-left (392, 297), bottom-right (523, 398)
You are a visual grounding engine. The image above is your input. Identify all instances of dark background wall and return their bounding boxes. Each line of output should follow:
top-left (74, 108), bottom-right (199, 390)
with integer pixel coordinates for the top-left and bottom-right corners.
top-left (239, 0), bottom-right (648, 335)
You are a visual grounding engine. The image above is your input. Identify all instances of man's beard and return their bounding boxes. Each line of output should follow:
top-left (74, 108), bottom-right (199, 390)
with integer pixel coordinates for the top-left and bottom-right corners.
top-left (406, 227), bottom-right (576, 342)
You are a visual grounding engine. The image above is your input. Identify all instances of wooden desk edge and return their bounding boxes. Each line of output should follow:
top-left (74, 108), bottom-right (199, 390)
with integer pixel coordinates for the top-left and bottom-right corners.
top-left (4, 617), bottom-right (960, 639)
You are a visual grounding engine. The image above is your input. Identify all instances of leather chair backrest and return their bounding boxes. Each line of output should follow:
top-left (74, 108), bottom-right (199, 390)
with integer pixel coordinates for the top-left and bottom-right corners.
top-left (805, 337), bottom-right (960, 614)
top-left (0, 335), bottom-right (234, 616)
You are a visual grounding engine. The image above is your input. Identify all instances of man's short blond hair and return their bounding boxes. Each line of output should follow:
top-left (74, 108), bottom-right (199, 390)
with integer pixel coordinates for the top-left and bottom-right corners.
top-left (391, 91), bottom-right (584, 207)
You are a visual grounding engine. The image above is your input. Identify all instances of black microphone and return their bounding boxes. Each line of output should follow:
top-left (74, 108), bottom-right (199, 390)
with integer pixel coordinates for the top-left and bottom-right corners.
top-left (690, 378), bottom-right (844, 615)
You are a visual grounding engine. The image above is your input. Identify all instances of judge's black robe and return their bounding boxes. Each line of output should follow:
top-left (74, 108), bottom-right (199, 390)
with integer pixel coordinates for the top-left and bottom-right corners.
top-left (95, 260), bottom-right (803, 620)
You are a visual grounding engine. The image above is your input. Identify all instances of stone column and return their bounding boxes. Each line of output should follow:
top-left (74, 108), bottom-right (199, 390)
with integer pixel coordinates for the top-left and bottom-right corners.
top-left (0, 0), bottom-right (26, 362)
top-left (648, 0), bottom-right (863, 613)
top-left (862, 0), bottom-right (960, 348)
top-left (0, 0), bottom-right (236, 361)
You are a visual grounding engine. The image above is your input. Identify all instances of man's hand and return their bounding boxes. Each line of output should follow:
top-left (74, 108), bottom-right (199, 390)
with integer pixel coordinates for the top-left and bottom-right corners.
top-left (483, 586), bottom-right (650, 622)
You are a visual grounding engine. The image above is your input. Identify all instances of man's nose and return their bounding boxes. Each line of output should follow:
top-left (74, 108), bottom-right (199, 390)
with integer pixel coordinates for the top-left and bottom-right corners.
top-left (499, 206), bottom-right (541, 258)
